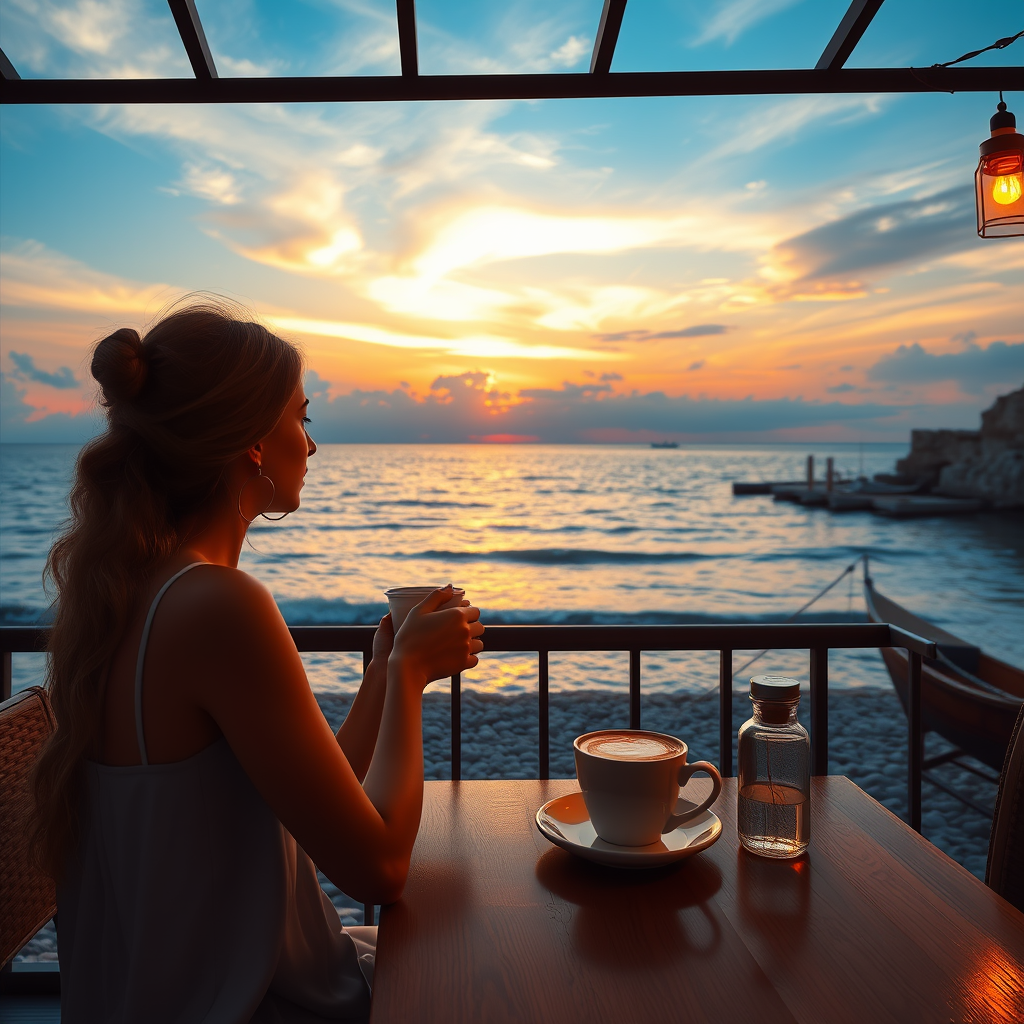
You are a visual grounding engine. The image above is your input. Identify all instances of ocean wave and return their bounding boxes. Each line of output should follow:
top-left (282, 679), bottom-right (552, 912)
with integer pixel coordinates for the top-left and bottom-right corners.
top-left (308, 522), bottom-right (439, 532)
top-left (478, 608), bottom-right (869, 627)
top-left (390, 545), bottom-right (919, 565)
top-left (273, 597), bottom-right (868, 628)
top-left (1, 595), bottom-right (869, 631)
top-left (381, 499), bottom-right (492, 509)
top-left (0, 526), bottom-right (64, 537)
top-left (276, 599), bottom-right (390, 625)
top-left (0, 604), bottom-right (53, 626)
top-left (397, 548), bottom-right (716, 564)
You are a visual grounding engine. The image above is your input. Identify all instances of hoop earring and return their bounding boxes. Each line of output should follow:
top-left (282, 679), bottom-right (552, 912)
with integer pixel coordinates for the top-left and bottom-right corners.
top-left (237, 467), bottom-right (276, 524)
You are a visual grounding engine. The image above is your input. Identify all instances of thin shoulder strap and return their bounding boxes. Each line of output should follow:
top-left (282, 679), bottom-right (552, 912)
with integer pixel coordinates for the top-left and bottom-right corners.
top-left (134, 562), bottom-right (208, 766)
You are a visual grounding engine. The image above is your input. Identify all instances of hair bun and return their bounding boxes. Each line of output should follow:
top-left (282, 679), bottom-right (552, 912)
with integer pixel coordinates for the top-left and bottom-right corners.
top-left (92, 327), bottom-right (147, 405)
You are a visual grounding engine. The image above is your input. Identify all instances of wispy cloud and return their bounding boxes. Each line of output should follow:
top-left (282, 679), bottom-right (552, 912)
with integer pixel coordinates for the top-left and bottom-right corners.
top-left (273, 315), bottom-right (615, 361)
top-left (597, 325), bottom-right (730, 342)
top-left (417, 4), bottom-right (594, 74)
top-left (0, 240), bottom-right (173, 314)
top-left (400, 206), bottom-right (706, 281)
top-left (0, 240), bottom-right (616, 364)
top-left (1, 0), bottom-right (189, 78)
top-left (7, 351), bottom-right (78, 389)
top-left (703, 94), bottom-right (888, 161)
top-left (761, 186), bottom-right (978, 290)
top-left (692, 0), bottom-right (805, 48)
top-left (370, 205), bottom-right (768, 328)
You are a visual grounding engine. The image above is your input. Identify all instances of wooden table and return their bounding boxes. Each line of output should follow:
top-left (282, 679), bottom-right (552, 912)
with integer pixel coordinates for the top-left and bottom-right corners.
top-left (371, 777), bottom-right (1024, 1024)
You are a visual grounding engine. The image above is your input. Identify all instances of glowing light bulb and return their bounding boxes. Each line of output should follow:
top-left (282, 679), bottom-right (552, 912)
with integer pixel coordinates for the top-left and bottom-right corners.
top-left (992, 173), bottom-right (1023, 205)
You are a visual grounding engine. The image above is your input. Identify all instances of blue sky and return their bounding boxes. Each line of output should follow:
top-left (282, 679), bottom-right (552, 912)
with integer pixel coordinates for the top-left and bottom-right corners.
top-left (1, 0), bottom-right (1022, 443)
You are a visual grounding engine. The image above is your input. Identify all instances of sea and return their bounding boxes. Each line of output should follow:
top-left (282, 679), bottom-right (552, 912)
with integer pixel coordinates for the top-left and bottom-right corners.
top-left (3, 442), bottom-right (1023, 698)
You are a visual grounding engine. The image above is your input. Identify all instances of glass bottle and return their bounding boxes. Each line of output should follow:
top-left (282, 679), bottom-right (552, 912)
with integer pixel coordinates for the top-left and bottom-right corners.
top-left (737, 674), bottom-right (810, 858)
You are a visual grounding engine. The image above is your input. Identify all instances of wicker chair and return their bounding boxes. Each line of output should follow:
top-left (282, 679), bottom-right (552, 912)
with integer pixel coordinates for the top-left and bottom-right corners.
top-left (0, 686), bottom-right (57, 967)
top-left (987, 703), bottom-right (1024, 913)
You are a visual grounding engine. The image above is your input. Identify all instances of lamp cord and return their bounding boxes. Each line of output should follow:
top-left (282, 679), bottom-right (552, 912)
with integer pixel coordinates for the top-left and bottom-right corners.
top-left (931, 29), bottom-right (1023, 68)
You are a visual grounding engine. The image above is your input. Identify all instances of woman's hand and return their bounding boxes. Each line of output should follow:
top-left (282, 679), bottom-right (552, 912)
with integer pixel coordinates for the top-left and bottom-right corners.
top-left (390, 585), bottom-right (484, 686)
top-left (371, 612), bottom-right (395, 667)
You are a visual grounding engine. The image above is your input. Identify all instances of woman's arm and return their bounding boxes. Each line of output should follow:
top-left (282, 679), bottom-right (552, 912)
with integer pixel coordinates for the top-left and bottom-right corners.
top-left (179, 573), bottom-right (482, 905)
top-left (334, 615), bottom-right (394, 782)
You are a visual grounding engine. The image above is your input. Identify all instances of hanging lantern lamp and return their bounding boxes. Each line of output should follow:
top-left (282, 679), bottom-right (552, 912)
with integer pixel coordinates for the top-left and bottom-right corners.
top-left (976, 95), bottom-right (1024, 238)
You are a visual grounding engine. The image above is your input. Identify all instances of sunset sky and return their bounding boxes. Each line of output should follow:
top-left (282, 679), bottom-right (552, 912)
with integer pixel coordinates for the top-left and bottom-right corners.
top-left (1, 0), bottom-right (1022, 443)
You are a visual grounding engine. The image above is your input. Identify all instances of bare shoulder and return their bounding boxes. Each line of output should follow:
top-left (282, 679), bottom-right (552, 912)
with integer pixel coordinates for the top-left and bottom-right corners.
top-left (156, 563), bottom-right (287, 644)
top-left (148, 563), bottom-right (305, 720)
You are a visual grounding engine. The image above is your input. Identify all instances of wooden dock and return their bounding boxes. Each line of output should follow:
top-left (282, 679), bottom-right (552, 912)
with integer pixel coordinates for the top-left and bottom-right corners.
top-left (732, 455), bottom-right (989, 518)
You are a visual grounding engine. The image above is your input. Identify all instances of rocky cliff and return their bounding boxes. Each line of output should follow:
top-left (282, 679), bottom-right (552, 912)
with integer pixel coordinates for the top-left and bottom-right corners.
top-left (895, 385), bottom-right (1024, 508)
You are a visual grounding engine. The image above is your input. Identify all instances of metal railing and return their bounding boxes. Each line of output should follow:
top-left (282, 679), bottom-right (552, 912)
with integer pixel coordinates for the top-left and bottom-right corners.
top-left (2, 621), bottom-right (936, 828)
top-left (1, 620), bottom-right (936, 952)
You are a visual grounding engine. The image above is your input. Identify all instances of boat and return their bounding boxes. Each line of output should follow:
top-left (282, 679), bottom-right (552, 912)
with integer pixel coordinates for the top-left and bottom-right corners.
top-left (732, 480), bottom-right (803, 495)
top-left (828, 491), bottom-right (875, 511)
top-left (650, 441), bottom-right (679, 449)
top-left (871, 495), bottom-right (984, 518)
top-left (849, 476), bottom-right (924, 496)
top-left (864, 567), bottom-right (1024, 772)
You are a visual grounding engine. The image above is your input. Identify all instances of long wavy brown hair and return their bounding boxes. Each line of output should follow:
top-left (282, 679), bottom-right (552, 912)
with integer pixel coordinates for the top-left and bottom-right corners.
top-left (32, 299), bottom-right (303, 879)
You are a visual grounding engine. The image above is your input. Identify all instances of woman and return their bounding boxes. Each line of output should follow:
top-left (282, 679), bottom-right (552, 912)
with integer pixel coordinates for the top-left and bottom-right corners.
top-left (32, 301), bottom-right (484, 1022)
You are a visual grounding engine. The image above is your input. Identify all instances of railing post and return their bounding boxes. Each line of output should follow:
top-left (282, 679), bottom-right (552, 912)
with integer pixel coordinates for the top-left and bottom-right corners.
top-left (629, 650), bottom-right (641, 728)
top-left (719, 650), bottom-right (733, 777)
top-left (2, 650), bottom-right (11, 702)
top-left (810, 647), bottom-right (829, 775)
top-left (908, 650), bottom-right (922, 832)
top-left (451, 672), bottom-right (461, 782)
top-left (362, 903), bottom-right (374, 926)
top-left (538, 651), bottom-right (549, 780)
top-left (362, 648), bottom-right (371, 675)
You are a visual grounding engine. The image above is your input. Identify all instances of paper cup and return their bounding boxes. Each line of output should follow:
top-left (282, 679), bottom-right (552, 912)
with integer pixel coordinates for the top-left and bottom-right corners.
top-left (385, 586), bottom-right (466, 631)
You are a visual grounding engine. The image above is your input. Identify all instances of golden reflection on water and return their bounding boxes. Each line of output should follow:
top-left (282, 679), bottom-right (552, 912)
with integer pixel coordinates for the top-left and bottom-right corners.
top-left (5, 444), bottom-right (1022, 698)
top-left (229, 443), bottom-right (1020, 694)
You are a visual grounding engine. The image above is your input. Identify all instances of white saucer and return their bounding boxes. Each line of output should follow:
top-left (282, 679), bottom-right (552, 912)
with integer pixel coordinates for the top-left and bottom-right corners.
top-left (535, 791), bottom-right (722, 869)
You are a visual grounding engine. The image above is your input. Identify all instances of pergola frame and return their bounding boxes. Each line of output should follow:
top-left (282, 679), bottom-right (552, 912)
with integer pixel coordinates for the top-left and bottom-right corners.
top-left (0, 0), bottom-right (1020, 104)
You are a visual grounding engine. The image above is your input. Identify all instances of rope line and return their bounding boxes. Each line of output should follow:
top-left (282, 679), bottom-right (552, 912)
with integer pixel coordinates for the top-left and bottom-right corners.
top-left (694, 553), bottom-right (866, 701)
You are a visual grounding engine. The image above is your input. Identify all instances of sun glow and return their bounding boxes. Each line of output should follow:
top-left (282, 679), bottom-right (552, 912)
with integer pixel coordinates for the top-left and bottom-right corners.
top-left (401, 206), bottom-right (719, 285)
top-left (271, 316), bottom-right (615, 361)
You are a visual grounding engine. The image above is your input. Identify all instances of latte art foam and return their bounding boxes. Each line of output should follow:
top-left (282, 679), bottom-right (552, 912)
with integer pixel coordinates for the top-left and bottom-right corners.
top-left (580, 732), bottom-right (683, 761)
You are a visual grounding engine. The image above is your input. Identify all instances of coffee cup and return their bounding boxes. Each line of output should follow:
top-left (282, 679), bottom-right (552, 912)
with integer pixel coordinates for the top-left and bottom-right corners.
top-left (573, 729), bottom-right (723, 847)
top-left (384, 586), bottom-right (466, 632)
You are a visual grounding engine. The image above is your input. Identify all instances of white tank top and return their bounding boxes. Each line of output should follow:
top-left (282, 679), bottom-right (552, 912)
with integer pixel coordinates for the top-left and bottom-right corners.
top-left (57, 563), bottom-right (373, 1022)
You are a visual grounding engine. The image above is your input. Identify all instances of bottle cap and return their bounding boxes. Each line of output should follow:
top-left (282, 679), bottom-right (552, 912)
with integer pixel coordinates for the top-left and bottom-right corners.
top-left (750, 674), bottom-right (801, 701)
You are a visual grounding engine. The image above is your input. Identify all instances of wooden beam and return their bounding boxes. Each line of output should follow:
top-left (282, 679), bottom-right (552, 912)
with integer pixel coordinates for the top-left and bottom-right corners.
top-left (1, 66), bottom-right (1019, 105)
top-left (816, 0), bottom-right (886, 71)
top-left (167, 0), bottom-right (218, 80)
top-left (396, 0), bottom-right (418, 77)
top-left (0, 47), bottom-right (20, 81)
top-left (590, 0), bottom-right (628, 75)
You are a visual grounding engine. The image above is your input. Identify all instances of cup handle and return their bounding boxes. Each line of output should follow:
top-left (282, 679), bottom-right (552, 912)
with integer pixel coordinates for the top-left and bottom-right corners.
top-left (662, 761), bottom-right (723, 833)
